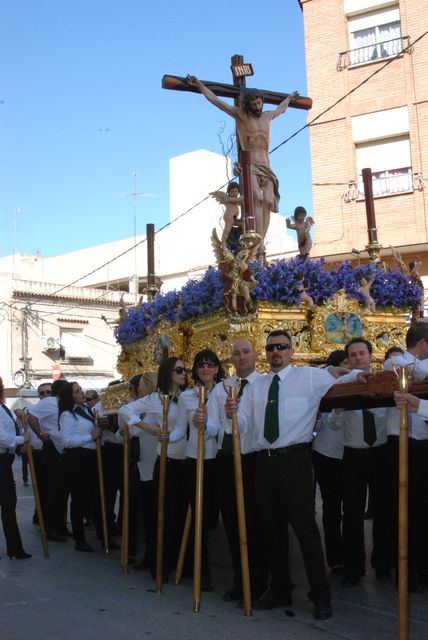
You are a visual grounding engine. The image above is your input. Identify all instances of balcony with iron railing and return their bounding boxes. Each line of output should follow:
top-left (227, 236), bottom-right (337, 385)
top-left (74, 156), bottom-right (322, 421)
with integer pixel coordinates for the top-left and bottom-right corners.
top-left (342, 169), bottom-right (427, 202)
top-left (337, 35), bottom-right (411, 70)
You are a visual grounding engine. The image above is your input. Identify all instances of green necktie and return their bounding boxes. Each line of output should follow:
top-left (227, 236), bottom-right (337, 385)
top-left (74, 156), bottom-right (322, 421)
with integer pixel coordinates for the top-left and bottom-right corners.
top-left (264, 374), bottom-right (280, 444)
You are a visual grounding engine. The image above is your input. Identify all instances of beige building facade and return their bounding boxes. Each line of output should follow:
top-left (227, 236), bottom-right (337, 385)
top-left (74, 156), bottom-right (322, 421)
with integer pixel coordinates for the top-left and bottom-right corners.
top-left (300, 0), bottom-right (427, 261)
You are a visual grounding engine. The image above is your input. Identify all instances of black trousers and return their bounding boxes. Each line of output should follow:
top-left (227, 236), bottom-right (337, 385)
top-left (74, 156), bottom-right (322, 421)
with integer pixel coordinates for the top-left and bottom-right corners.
top-left (42, 440), bottom-right (68, 534)
top-left (409, 439), bottom-right (428, 583)
top-left (183, 457), bottom-right (217, 580)
top-left (0, 453), bottom-right (25, 555)
top-left (215, 450), bottom-right (268, 596)
top-left (152, 456), bottom-right (187, 577)
top-left (62, 448), bottom-right (99, 543)
top-left (102, 442), bottom-right (123, 533)
top-left (255, 446), bottom-right (329, 605)
top-left (311, 450), bottom-right (343, 568)
top-left (342, 444), bottom-right (389, 577)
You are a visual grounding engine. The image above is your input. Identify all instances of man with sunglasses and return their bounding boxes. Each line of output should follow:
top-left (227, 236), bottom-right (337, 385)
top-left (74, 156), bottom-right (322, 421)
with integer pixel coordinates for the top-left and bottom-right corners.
top-left (227, 330), bottom-right (361, 620)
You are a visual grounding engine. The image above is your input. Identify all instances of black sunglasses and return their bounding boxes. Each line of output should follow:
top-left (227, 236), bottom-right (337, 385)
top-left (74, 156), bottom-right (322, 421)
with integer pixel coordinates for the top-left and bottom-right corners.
top-left (86, 396), bottom-right (96, 401)
top-left (265, 343), bottom-right (292, 352)
top-left (39, 390), bottom-right (51, 397)
top-left (172, 366), bottom-right (187, 374)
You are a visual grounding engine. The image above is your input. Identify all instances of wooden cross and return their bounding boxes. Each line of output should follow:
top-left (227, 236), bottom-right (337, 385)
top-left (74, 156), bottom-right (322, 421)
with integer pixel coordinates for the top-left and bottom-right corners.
top-left (162, 55), bottom-right (312, 241)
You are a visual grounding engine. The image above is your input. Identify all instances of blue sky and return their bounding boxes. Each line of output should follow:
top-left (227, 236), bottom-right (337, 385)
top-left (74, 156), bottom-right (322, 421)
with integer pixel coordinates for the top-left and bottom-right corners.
top-left (0, 0), bottom-right (312, 259)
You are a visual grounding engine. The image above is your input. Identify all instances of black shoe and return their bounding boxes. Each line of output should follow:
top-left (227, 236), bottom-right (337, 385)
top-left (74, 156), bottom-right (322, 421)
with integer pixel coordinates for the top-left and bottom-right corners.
top-left (342, 573), bottom-right (361, 587)
top-left (8, 551), bottom-right (32, 559)
top-left (47, 532), bottom-right (67, 542)
top-left (75, 541), bottom-right (94, 552)
top-left (58, 528), bottom-right (73, 538)
top-left (253, 589), bottom-right (292, 610)
top-left (364, 510), bottom-right (373, 520)
top-left (314, 604), bottom-right (333, 620)
top-left (223, 587), bottom-right (242, 602)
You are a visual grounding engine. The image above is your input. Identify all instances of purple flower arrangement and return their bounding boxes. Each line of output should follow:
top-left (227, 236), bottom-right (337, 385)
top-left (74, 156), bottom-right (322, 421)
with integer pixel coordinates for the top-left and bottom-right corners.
top-left (115, 258), bottom-right (422, 346)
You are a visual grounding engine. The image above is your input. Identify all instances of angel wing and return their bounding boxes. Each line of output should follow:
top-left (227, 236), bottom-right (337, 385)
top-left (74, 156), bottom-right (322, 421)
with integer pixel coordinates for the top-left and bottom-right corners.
top-left (390, 245), bottom-right (409, 275)
top-left (211, 228), bottom-right (226, 264)
top-left (210, 190), bottom-right (228, 205)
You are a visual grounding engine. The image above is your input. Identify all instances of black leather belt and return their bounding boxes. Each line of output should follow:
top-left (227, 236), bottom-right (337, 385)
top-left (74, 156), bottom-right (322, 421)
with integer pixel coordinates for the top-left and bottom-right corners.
top-left (260, 443), bottom-right (309, 457)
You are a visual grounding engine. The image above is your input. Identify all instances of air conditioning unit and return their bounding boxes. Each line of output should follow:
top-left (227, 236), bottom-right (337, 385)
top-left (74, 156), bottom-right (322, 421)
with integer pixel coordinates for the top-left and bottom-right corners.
top-left (42, 336), bottom-right (58, 352)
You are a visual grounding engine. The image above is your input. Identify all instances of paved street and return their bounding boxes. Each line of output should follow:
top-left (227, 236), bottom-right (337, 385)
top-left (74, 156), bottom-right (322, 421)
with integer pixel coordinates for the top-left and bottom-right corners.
top-left (1, 464), bottom-right (428, 640)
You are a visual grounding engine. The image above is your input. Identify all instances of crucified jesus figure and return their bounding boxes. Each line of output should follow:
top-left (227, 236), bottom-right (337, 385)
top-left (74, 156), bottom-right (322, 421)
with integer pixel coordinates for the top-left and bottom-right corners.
top-left (186, 76), bottom-right (298, 255)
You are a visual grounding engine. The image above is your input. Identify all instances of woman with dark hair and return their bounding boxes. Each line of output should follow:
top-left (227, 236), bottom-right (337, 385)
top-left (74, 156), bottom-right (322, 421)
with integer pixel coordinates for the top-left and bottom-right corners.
top-left (119, 358), bottom-right (188, 577)
top-left (59, 381), bottom-right (101, 552)
top-left (312, 350), bottom-right (348, 573)
top-left (169, 349), bottom-right (224, 588)
top-left (0, 376), bottom-right (31, 559)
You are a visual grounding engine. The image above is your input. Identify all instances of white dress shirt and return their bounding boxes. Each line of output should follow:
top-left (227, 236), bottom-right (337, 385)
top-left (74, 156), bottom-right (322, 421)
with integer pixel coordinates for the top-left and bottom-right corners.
top-left (59, 406), bottom-right (95, 450)
top-left (312, 413), bottom-right (344, 459)
top-left (0, 403), bottom-right (24, 450)
top-left (384, 352), bottom-right (428, 439)
top-left (117, 396), bottom-right (157, 481)
top-left (384, 350), bottom-right (428, 382)
top-left (237, 365), bottom-right (360, 450)
top-left (417, 399), bottom-right (428, 421)
top-left (28, 396), bottom-right (63, 453)
top-left (119, 392), bottom-right (184, 459)
top-left (206, 371), bottom-right (261, 454)
top-left (328, 408), bottom-right (387, 448)
top-left (169, 386), bottom-right (218, 459)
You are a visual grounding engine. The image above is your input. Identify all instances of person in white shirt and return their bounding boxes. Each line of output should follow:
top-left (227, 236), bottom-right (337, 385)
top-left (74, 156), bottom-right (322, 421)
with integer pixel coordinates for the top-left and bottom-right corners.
top-left (119, 358), bottom-right (188, 579)
top-left (329, 338), bottom-right (389, 587)
top-left (311, 350), bottom-right (348, 575)
top-left (205, 338), bottom-right (268, 603)
top-left (387, 321), bottom-right (428, 590)
top-left (168, 349), bottom-right (224, 590)
top-left (227, 330), bottom-right (361, 620)
top-left (0, 376), bottom-right (31, 559)
top-left (59, 381), bottom-right (101, 552)
top-left (28, 379), bottom-right (69, 542)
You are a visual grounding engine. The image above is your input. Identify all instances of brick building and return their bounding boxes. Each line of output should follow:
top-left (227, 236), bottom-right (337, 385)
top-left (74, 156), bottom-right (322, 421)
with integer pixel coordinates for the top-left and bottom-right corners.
top-left (300, 0), bottom-right (428, 272)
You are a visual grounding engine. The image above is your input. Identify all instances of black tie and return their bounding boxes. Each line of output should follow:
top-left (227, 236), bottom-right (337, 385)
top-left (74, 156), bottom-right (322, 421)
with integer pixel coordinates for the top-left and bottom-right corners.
top-left (362, 409), bottom-right (377, 446)
top-left (222, 378), bottom-right (249, 454)
top-left (264, 374), bottom-right (280, 444)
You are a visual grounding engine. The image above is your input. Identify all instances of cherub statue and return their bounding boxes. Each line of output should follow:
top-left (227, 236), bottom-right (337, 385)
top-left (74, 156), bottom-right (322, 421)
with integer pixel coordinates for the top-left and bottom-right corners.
top-left (286, 206), bottom-right (314, 259)
top-left (357, 273), bottom-right (376, 313)
top-left (210, 181), bottom-right (244, 252)
top-left (221, 250), bottom-right (257, 316)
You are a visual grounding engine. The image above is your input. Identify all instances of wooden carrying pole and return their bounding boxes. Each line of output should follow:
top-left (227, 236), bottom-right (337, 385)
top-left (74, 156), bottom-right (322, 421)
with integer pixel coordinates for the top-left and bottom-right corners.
top-left (121, 424), bottom-right (130, 573)
top-left (94, 410), bottom-right (109, 555)
top-left (23, 414), bottom-right (49, 557)
top-left (226, 384), bottom-right (252, 616)
top-left (398, 366), bottom-right (409, 640)
top-left (155, 393), bottom-right (170, 593)
top-left (193, 386), bottom-right (205, 613)
top-left (175, 504), bottom-right (191, 585)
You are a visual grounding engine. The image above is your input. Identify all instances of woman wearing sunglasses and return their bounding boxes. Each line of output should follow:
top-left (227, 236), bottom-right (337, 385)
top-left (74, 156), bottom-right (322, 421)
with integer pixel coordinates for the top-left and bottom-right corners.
top-left (118, 358), bottom-right (188, 578)
top-left (169, 349), bottom-right (225, 590)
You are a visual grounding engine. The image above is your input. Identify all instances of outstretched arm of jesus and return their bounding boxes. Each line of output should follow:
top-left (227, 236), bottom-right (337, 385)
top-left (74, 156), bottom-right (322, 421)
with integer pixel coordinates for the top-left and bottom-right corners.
top-left (269, 91), bottom-right (300, 121)
top-left (186, 75), bottom-right (237, 118)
